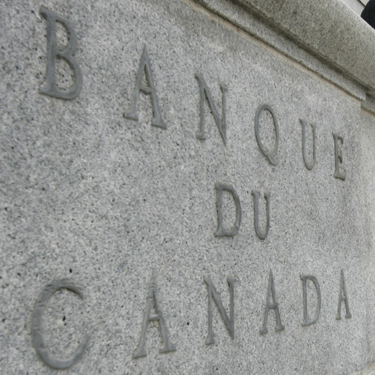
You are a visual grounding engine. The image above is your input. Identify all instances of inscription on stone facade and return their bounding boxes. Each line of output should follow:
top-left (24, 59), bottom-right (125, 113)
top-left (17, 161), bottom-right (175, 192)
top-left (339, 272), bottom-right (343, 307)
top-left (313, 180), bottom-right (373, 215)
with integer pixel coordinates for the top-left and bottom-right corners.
top-left (300, 119), bottom-right (316, 171)
top-left (124, 46), bottom-right (167, 129)
top-left (28, 6), bottom-right (355, 370)
top-left (40, 7), bottom-right (349, 184)
top-left (252, 191), bottom-right (271, 240)
top-left (31, 279), bottom-right (89, 369)
top-left (260, 271), bottom-right (285, 334)
top-left (337, 270), bottom-right (352, 320)
top-left (204, 277), bottom-right (236, 345)
top-left (333, 133), bottom-right (346, 180)
top-left (133, 270), bottom-right (176, 358)
top-left (215, 183), bottom-right (242, 237)
top-left (301, 275), bottom-right (321, 326)
top-left (255, 104), bottom-right (279, 166)
top-left (195, 74), bottom-right (227, 145)
top-left (30, 269), bottom-right (352, 367)
top-left (39, 7), bottom-right (83, 100)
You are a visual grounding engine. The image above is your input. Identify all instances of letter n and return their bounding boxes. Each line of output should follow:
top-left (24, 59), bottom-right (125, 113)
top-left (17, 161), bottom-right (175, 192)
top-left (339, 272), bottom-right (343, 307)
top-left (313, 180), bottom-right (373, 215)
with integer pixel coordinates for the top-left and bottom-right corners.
top-left (39, 7), bottom-right (83, 100)
top-left (124, 46), bottom-right (166, 128)
top-left (204, 277), bottom-right (236, 345)
top-left (133, 270), bottom-right (176, 358)
top-left (195, 74), bottom-right (227, 145)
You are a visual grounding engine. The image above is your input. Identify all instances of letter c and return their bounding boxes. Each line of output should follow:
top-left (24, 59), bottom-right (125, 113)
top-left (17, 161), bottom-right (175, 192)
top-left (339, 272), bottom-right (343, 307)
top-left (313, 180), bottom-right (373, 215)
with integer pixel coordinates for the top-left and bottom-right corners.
top-left (31, 279), bottom-right (89, 369)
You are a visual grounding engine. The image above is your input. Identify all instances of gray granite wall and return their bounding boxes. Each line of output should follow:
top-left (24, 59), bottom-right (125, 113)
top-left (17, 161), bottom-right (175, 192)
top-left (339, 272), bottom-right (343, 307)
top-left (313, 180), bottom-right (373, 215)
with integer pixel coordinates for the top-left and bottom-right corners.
top-left (1, 0), bottom-right (375, 374)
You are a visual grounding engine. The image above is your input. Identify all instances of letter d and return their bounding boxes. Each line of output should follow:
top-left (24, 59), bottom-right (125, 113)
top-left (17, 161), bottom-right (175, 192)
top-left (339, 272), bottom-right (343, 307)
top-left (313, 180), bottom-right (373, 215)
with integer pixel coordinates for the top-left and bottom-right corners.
top-left (214, 183), bottom-right (242, 237)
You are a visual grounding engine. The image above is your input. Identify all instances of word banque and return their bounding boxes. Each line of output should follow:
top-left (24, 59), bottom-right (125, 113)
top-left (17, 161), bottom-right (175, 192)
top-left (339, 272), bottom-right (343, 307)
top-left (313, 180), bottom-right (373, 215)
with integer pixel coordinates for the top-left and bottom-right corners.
top-left (31, 270), bottom-right (352, 369)
top-left (37, 7), bottom-right (347, 241)
top-left (28, 7), bottom-right (352, 370)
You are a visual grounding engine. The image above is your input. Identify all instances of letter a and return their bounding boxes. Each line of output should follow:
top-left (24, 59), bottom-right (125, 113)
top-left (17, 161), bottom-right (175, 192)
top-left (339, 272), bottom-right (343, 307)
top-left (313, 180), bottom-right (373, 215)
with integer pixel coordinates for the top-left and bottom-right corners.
top-left (124, 46), bottom-right (166, 128)
top-left (39, 7), bottom-right (83, 99)
top-left (336, 270), bottom-right (352, 320)
top-left (133, 270), bottom-right (176, 358)
top-left (260, 271), bottom-right (285, 334)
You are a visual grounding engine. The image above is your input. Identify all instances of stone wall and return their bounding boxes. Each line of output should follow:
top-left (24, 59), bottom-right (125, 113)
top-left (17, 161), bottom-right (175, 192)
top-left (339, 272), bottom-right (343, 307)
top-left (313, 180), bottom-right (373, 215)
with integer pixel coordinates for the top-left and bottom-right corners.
top-left (2, 0), bottom-right (375, 374)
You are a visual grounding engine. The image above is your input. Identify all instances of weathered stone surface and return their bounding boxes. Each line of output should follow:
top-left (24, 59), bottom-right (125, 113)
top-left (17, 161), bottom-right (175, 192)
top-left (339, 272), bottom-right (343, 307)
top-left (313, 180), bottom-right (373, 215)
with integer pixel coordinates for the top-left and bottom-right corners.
top-left (1, 0), bottom-right (375, 374)
top-left (233, 0), bottom-right (375, 94)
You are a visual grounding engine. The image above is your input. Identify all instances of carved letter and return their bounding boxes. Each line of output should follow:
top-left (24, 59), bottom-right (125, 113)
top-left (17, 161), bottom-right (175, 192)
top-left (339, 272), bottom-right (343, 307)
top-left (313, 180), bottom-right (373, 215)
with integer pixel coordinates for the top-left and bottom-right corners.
top-left (254, 104), bottom-right (279, 165)
top-left (124, 46), bottom-right (166, 128)
top-left (260, 271), bottom-right (285, 334)
top-left (39, 7), bottom-right (83, 100)
top-left (336, 270), bottom-right (352, 320)
top-left (300, 119), bottom-right (316, 170)
top-left (133, 270), bottom-right (176, 358)
top-left (252, 190), bottom-right (270, 240)
top-left (301, 275), bottom-right (321, 326)
top-left (31, 279), bottom-right (89, 369)
top-left (215, 183), bottom-right (242, 237)
top-left (333, 133), bottom-right (346, 180)
top-left (204, 277), bottom-right (236, 345)
top-left (195, 74), bottom-right (227, 145)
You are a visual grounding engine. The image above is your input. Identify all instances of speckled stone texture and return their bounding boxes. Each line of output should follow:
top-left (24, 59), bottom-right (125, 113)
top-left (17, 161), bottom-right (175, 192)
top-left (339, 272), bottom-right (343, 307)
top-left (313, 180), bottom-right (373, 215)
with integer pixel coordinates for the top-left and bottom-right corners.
top-left (233, 0), bottom-right (375, 93)
top-left (352, 362), bottom-right (375, 375)
top-left (1, 0), bottom-right (375, 374)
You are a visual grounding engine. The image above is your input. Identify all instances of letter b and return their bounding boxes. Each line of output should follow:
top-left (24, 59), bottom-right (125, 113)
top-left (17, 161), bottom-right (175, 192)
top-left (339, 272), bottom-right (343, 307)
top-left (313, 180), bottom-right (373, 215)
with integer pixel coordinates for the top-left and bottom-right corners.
top-left (39, 7), bottom-right (83, 100)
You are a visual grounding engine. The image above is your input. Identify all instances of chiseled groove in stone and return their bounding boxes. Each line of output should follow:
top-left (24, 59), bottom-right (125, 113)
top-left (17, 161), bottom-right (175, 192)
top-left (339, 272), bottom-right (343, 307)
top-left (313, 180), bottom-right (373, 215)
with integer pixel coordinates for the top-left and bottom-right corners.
top-left (189, 0), bottom-right (366, 101)
top-left (233, 0), bottom-right (375, 95)
top-left (361, 95), bottom-right (375, 117)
